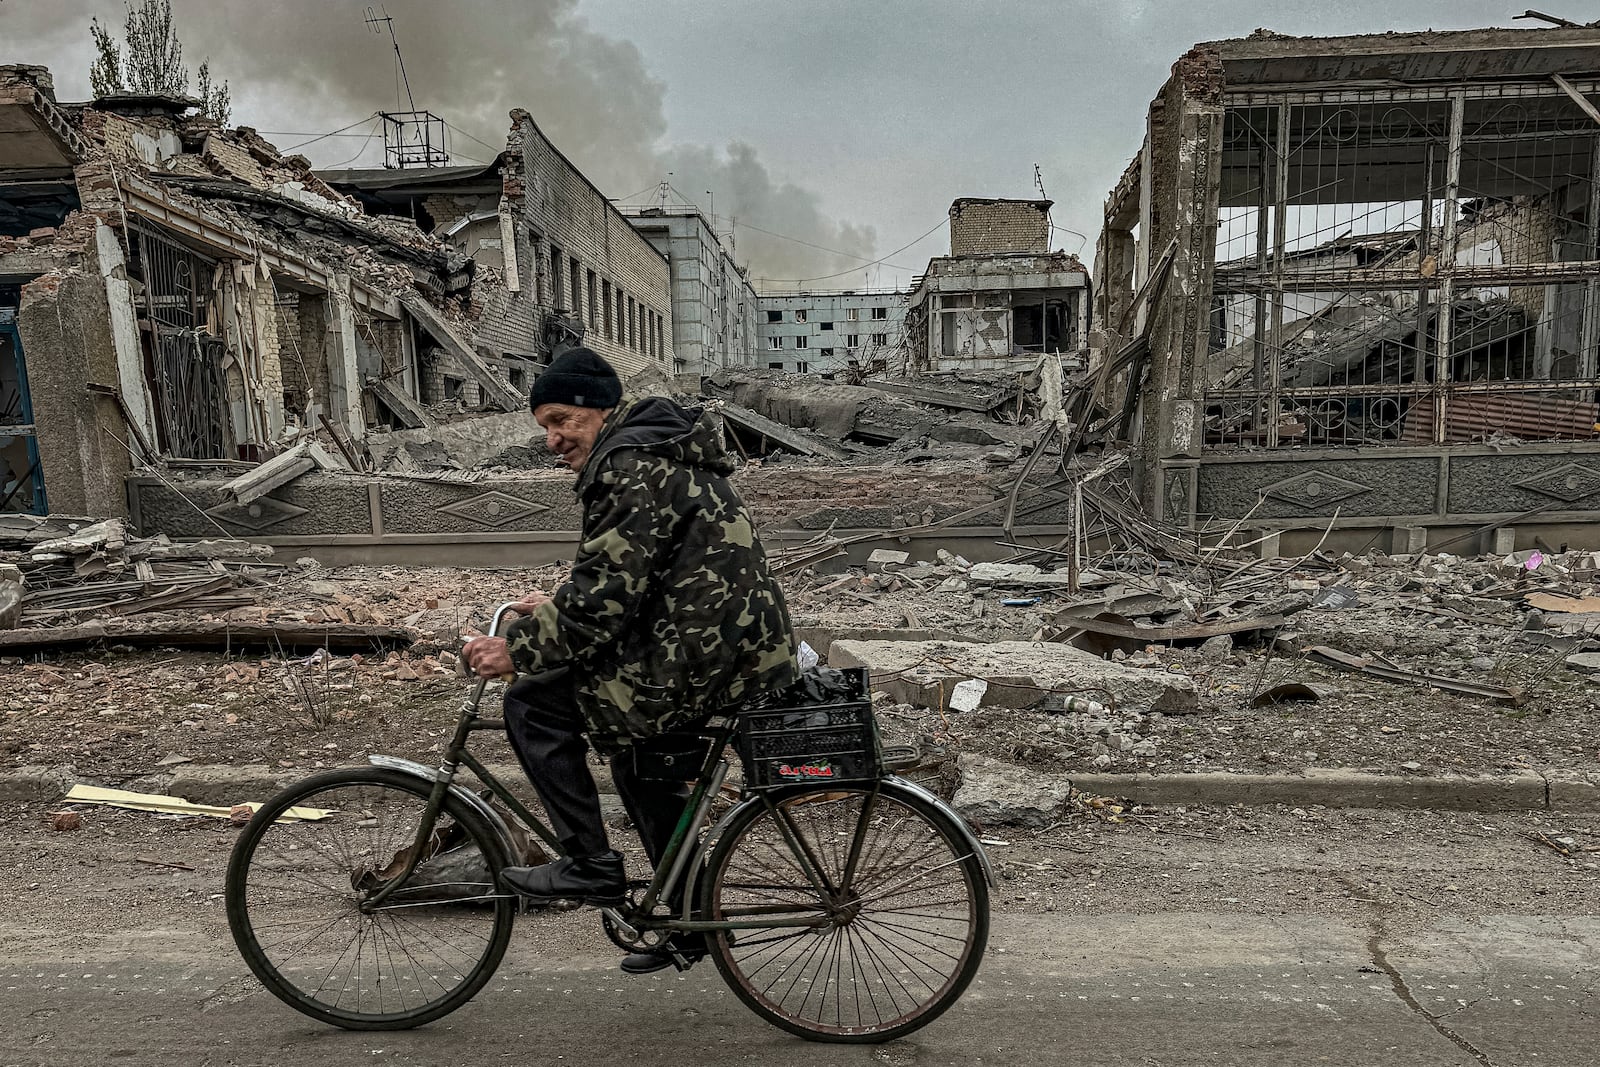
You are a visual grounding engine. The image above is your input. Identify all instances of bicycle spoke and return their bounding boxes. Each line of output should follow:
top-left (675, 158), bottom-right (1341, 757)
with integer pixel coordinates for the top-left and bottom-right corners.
top-left (706, 785), bottom-right (986, 1038)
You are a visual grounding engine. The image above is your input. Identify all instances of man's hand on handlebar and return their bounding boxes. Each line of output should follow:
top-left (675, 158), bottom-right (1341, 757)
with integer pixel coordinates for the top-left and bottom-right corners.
top-left (457, 592), bottom-right (551, 679)
top-left (510, 591), bottom-right (551, 615)
top-left (461, 635), bottom-right (516, 680)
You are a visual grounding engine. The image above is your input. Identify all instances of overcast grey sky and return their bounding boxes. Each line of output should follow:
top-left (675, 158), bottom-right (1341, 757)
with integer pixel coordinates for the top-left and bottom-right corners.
top-left (0, 0), bottom-right (1557, 288)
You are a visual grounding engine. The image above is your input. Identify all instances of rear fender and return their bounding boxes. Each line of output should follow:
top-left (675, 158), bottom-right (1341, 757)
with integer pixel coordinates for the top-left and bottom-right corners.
top-left (688, 777), bottom-right (999, 920)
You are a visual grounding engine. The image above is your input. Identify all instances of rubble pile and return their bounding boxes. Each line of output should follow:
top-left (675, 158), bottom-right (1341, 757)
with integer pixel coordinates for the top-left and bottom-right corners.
top-left (770, 472), bottom-right (1600, 820)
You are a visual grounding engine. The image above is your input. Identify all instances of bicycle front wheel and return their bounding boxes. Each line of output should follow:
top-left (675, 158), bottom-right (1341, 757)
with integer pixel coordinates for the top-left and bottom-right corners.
top-left (225, 767), bottom-right (516, 1030)
top-left (700, 781), bottom-right (989, 1043)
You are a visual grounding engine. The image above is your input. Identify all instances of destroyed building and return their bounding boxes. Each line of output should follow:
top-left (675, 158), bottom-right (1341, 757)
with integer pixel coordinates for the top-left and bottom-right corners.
top-left (0, 63), bottom-right (673, 522)
top-left (903, 197), bottom-right (1091, 374)
top-left (323, 115), bottom-right (674, 387)
top-left (1093, 27), bottom-right (1600, 551)
top-left (755, 290), bottom-right (908, 375)
top-left (621, 205), bottom-right (759, 375)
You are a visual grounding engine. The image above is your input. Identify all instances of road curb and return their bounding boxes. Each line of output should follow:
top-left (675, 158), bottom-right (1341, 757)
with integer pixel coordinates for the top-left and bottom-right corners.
top-left (1, 763), bottom-right (1592, 813)
top-left (1067, 769), bottom-right (1558, 813)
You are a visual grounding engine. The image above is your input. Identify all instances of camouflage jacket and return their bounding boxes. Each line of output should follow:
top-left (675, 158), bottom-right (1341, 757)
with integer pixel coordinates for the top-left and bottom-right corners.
top-left (504, 397), bottom-right (797, 750)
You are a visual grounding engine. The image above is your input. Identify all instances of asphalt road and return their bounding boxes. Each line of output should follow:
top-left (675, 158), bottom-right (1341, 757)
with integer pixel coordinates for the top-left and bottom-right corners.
top-left (4, 800), bottom-right (1597, 1067)
top-left (0, 909), bottom-right (1593, 1067)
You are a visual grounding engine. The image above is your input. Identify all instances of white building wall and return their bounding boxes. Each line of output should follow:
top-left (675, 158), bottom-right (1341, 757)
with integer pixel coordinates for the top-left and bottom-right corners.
top-left (625, 207), bottom-right (759, 374)
top-left (754, 290), bottom-right (909, 374)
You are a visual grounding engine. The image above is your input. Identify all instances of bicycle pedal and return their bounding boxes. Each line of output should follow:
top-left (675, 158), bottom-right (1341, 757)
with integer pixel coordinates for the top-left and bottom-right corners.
top-left (545, 897), bottom-right (587, 912)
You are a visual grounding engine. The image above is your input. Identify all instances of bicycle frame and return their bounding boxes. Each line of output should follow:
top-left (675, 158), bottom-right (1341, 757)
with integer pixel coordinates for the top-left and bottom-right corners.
top-left (363, 601), bottom-right (995, 930)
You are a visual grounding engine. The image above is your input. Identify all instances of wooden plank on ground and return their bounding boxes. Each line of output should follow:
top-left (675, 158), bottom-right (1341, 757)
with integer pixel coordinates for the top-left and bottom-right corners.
top-left (400, 292), bottom-right (525, 412)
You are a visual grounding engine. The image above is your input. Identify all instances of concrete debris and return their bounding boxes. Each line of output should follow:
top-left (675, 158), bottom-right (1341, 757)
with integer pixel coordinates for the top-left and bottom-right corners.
top-left (952, 752), bottom-right (1078, 829)
top-left (828, 638), bottom-right (1200, 714)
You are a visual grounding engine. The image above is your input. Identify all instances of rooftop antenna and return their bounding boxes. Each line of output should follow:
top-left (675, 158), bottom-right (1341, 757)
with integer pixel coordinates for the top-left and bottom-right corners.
top-left (364, 6), bottom-right (450, 168)
top-left (1033, 162), bottom-right (1049, 201)
top-left (365, 5), bottom-right (417, 111)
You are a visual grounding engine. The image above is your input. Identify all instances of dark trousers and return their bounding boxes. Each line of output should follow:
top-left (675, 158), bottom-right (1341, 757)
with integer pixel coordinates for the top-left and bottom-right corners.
top-left (503, 670), bottom-right (693, 870)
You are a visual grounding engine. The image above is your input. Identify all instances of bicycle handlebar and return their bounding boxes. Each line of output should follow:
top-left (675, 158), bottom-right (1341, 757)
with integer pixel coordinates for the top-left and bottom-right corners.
top-left (486, 601), bottom-right (525, 640)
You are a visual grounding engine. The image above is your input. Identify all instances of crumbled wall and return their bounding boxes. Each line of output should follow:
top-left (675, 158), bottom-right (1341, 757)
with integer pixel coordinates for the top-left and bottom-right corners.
top-left (949, 200), bottom-right (1051, 257)
top-left (15, 268), bottom-right (131, 514)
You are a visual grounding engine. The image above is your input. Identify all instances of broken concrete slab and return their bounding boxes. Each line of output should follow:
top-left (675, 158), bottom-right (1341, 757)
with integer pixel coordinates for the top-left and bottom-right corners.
top-left (716, 401), bottom-right (849, 461)
top-left (32, 518), bottom-right (127, 557)
top-left (1566, 652), bottom-right (1600, 672)
top-left (967, 562), bottom-right (1080, 587)
top-left (365, 375), bottom-right (435, 430)
top-left (791, 626), bottom-right (981, 660)
top-left (828, 638), bottom-right (1199, 714)
top-left (952, 752), bottom-right (1077, 828)
top-left (220, 444), bottom-right (316, 506)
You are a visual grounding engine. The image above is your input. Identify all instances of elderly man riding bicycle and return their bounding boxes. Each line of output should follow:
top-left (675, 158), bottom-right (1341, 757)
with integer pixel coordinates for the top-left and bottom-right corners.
top-left (462, 347), bottom-right (796, 974)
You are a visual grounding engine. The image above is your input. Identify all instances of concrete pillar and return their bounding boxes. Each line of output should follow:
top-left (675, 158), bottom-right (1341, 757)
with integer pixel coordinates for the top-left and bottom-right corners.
top-left (1256, 530), bottom-right (1282, 560)
top-left (1491, 527), bottom-right (1517, 556)
top-left (14, 268), bottom-right (132, 516)
top-left (326, 275), bottom-right (365, 441)
top-left (1143, 63), bottom-right (1224, 527)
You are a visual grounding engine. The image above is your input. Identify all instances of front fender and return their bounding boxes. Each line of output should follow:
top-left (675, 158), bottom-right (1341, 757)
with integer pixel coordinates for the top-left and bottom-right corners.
top-left (366, 754), bottom-right (520, 863)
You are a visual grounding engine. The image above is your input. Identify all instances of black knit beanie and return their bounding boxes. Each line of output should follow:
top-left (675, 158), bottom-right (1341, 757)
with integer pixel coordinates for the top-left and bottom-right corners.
top-left (528, 347), bottom-right (622, 410)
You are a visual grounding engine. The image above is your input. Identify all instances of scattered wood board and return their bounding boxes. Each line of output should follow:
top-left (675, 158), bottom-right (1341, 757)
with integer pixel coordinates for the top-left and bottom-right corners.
top-left (1526, 592), bottom-right (1600, 614)
top-left (64, 784), bottom-right (329, 821)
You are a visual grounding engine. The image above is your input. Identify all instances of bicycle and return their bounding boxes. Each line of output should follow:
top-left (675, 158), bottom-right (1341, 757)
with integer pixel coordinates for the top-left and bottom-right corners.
top-left (225, 603), bottom-right (994, 1043)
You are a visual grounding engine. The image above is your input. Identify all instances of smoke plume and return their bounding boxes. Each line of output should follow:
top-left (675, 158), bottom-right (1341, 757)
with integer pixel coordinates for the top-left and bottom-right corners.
top-left (0, 0), bottom-right (877, 281)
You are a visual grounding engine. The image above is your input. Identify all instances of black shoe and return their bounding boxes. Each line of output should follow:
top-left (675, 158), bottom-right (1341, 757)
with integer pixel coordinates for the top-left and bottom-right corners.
top-left (620, 931), bottom-right (711, 975)
top-left (501, 851), bottom-right (626, 905)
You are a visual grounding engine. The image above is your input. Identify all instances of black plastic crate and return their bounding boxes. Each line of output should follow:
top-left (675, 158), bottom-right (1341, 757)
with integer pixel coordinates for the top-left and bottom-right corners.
top-left (736, 667), bottom-right (883, 789)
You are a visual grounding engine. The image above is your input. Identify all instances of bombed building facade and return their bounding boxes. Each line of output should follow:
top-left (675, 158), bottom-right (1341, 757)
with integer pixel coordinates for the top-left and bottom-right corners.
top-left (755, 290), bottom-right (908, 376)
top-left (904, 198), bottom-right (1091, 374)
top-left (1095, 27), bottom-right (1600, 550)
top-left (0, 64), bottom-right (673, 522)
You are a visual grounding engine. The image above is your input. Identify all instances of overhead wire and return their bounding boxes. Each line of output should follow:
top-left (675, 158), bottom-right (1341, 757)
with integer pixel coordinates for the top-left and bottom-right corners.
top-left (441, 119), bottom-right (507, 159)
top-left (280, 115), bottom-right (381, 152)
top-left (323, 117), bottom-right (384, 169)
top-left (754, 216), bottom-right (948, 286)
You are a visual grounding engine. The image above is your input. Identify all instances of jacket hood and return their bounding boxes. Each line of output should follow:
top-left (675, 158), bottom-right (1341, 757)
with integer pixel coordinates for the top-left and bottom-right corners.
top-left (575, 396), bottom-right (734, 495)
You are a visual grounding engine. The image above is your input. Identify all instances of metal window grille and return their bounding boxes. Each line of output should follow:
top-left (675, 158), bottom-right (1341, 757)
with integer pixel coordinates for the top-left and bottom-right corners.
top-left (131, 226), bottom-right (229, 460)
top-left (1205, 85), bottom-right (1600, 449)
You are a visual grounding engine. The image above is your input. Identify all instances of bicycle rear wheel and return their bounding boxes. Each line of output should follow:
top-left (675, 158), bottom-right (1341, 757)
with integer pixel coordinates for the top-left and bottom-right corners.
top-left (225, 767), bottom-right (516, 1030)
top-left (700, 781), bottom-right (989, 1043)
